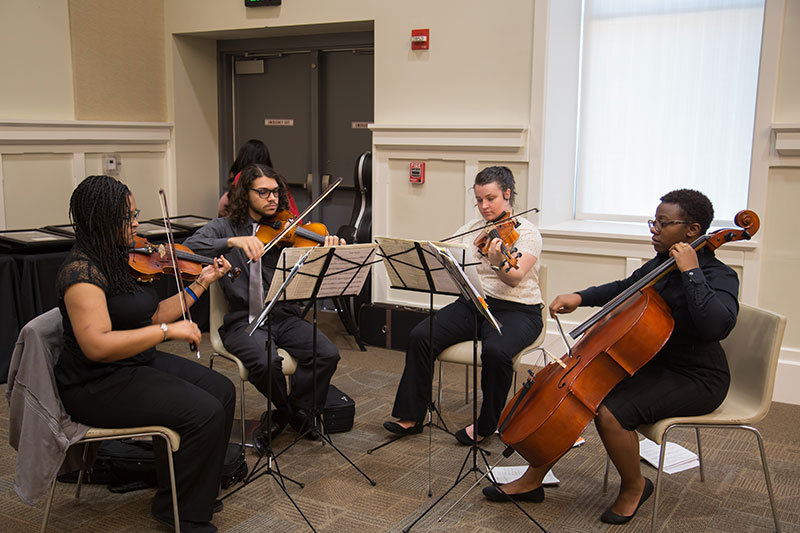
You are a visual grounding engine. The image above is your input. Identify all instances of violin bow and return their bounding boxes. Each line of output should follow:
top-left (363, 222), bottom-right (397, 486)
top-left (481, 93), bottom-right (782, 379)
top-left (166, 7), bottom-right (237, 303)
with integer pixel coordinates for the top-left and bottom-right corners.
top-left (158, 189), bottom-right (200, 358)
top-left (441, 206), bottom-right (540, 243)
top-left (247, 176), bottom-right (343, 264)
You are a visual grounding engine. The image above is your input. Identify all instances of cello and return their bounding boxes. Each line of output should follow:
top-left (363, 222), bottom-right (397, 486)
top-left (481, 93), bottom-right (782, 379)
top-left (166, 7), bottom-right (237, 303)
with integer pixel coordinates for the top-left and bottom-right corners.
top-left (497, 210), bottom-right (759, 468)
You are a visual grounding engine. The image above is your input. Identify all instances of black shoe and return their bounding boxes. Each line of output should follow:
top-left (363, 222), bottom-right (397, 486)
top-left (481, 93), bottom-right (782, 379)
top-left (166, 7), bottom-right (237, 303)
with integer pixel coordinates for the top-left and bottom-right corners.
top-left (290, 408), bottom-right (319, 440)
top-left (151, 510), bottom-right (218, 533)
top-left (482, 484), bottom-right (544, 503)
top-left (600, 477), bottom-right (654, 524)
top-left (252, 411), bottom-right (288, 452)
top-left (212, 499), bottom-right (223, 514)
top-left (454, 427), bottom-right (486, 446)
top-left (383, 420), bottom-right (423, 436)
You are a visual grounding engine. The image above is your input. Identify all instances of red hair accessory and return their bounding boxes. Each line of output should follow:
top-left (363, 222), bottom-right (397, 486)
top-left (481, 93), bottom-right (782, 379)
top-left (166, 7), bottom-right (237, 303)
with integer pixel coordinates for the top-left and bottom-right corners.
top-left (233, 171), bottom-right (242, 187)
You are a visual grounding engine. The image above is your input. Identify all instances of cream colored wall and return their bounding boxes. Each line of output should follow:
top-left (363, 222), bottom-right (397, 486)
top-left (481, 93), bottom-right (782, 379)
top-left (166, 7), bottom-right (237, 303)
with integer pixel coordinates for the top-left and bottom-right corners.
top-left (0, 1), bottom-right (74, 120)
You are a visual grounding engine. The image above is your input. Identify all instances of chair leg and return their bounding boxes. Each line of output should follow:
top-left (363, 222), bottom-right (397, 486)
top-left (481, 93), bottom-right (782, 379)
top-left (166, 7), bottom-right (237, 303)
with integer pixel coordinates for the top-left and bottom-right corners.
top-left (695, 428), bottom-right (705, 482)
top-left (75, 442), bottom-right (91, 499)
top-left (40, 477), bottom-right (58, 533)
top-left (437, 361), bottom-right (443, 409)
top-left (239, 377), bottom-right (248, 448)
top-left (651, 427), bottom-right (673, 533)
top-left (162, 435), bottom-right (180, 533)
top-left (744, 426), bottom-right (781, 532)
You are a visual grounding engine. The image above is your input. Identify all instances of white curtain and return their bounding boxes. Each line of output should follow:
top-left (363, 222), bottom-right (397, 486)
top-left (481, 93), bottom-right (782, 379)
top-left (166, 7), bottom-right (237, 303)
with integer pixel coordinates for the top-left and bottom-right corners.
top-left (575, 0), bottom-right (764, 224)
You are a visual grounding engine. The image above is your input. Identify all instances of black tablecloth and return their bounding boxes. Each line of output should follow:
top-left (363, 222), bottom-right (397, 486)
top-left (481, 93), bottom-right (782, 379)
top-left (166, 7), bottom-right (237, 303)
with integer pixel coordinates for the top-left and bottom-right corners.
top-left (0, 242), bottom-right (210, 383)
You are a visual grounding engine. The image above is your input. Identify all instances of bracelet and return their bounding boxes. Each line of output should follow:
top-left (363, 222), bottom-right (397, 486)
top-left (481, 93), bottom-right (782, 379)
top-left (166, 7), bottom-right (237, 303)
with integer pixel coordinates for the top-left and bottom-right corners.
top-left (195, 280), bottom-right (208, 291)
top-left (185, 286), bottom-right (198, 303)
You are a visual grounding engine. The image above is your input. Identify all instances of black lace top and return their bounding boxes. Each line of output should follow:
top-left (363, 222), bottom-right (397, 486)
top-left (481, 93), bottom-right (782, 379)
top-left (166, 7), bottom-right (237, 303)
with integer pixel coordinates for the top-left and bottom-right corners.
top-left (54, 249), bottom-right (158, 386)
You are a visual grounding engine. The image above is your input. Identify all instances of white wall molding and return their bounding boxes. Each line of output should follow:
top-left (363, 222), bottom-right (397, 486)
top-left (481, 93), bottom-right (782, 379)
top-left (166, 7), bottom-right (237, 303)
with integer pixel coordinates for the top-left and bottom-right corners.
top-left (0, 119), bottom-right (173, 146)
top-left (772, 122), bottom-right (800, 165)
top-left (371, 124), bottom-right (528, 154)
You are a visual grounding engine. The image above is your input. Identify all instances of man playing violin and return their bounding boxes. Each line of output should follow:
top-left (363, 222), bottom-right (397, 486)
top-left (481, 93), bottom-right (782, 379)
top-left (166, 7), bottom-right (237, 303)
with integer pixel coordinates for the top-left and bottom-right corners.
top-left (55, 175), bottom-right (234, 533)
top-left (384, 166), bottom-right (544, 445)
top-left (484, 189), bottom-right (738, 525)
top-left (183, 163), bottom-right (344, 443)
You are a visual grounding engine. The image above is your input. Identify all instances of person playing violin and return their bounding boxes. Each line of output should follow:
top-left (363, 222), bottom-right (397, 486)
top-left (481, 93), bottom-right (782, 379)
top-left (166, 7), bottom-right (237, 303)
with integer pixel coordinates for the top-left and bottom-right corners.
top-left (483, 189), bottom-right (738, 525)
top-left (183, 163), bottom-right (344, 444)
top-left (384, 166), bottom-right (544, 445)
top-left (54, 175), bottom-right (235, 533)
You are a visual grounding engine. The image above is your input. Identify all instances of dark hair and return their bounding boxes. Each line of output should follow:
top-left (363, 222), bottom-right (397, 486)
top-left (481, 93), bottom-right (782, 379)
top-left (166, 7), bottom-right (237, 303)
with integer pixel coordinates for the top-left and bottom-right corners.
top-left (229, 139), bottom-right (274, 183)
top-left (474, 166), bottom-right (516, 206)
top-left (69, 175), bottom-right (136, 293)
top-left (228, 163), bottom-right (290, 227)
top-left (660, 188), bottom-right (714, 234)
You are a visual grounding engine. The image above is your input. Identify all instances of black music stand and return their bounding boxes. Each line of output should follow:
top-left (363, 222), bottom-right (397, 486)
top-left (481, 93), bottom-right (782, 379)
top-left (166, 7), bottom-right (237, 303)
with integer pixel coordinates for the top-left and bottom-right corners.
top-left (265, 243), bottom-right (378, 486)
top-left (366, 236), bottom-right (479, 492)
top-left (401, 243), bottom-right (544, 532)
top-left (220, 249), bottom-right (315, 531)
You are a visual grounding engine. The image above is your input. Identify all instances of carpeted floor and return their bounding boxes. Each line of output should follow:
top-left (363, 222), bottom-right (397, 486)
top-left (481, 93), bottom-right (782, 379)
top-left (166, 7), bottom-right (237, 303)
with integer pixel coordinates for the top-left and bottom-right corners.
top-left (2, 312), bottom-right (799, 532)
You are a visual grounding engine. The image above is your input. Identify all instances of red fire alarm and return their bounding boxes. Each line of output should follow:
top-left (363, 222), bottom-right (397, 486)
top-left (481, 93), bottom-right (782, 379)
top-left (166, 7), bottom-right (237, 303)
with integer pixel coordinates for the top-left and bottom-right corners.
top-left (410, 161), bottom-right (425, 184)
top-left (411, 29), bottom-right (430, 50)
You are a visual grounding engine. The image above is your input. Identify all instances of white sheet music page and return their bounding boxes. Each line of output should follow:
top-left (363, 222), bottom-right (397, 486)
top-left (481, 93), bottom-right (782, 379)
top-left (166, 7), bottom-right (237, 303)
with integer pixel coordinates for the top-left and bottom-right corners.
top-left (639, 438), bottom-right (699, 474)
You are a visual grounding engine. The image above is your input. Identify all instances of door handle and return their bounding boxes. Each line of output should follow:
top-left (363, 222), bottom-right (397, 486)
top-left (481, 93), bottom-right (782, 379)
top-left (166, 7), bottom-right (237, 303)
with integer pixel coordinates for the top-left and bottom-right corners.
top-left (305, 173), bottom-right (313, 203)
top-left (322, 174), bottom-right (330, 191)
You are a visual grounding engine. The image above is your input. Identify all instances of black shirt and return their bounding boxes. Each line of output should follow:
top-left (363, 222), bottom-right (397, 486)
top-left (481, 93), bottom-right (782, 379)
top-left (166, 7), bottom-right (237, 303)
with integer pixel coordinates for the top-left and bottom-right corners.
top-left (54, 249), bottom-right (157, 386)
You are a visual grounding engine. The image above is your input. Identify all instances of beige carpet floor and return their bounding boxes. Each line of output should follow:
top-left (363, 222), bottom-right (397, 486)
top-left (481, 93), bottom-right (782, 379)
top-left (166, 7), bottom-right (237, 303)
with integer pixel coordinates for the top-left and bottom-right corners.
top-left (2, 312), bottom-right (799, 532)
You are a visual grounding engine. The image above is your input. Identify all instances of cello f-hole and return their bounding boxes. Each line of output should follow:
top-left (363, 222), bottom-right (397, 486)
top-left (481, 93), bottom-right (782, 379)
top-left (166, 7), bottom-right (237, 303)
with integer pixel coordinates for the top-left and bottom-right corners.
top-left (557, 355), bottom-right (582, 389)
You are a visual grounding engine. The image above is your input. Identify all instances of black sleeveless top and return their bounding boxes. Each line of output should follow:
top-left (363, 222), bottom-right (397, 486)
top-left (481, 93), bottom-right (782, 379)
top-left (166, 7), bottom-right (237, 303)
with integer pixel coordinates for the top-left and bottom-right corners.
top-left (54, 249), bottom-right (158, 386)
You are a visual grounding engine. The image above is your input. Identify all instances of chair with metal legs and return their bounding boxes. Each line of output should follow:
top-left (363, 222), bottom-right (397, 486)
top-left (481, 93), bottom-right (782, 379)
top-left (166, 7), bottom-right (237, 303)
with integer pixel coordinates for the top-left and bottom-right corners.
top-left (437, 264), bottom-right (548, 406)
top-left (208, 282), bottom-right (297, 448)
top-left (603, 302), bottom-right (786, 532)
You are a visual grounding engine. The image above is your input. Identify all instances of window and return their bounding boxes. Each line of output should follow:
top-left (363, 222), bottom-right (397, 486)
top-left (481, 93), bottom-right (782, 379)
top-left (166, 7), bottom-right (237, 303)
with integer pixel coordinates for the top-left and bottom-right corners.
top-left (573, 0), bottom-right (765, 225)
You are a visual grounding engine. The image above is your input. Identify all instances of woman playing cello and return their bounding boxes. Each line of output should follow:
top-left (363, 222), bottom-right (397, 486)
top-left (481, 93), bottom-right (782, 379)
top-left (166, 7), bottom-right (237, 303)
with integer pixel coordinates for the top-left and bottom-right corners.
top-left (384, 166), bottom-right (544, 444)
top-left (483, 189), bottom-right (739, 524)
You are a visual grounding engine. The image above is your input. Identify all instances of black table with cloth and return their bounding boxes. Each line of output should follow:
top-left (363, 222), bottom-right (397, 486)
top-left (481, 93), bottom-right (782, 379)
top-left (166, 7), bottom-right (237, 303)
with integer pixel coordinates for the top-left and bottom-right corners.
top-left (0, 233), bottom-right (210, 383)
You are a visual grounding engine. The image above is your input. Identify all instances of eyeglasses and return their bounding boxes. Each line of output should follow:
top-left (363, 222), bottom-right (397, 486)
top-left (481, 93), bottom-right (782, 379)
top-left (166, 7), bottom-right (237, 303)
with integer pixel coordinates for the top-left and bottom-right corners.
top-left (125, 208), bottom-right (140, 223)
top-left (249, 187), bottom-right (281, 199)
top-left (647, 219), bottom-right (689, 232)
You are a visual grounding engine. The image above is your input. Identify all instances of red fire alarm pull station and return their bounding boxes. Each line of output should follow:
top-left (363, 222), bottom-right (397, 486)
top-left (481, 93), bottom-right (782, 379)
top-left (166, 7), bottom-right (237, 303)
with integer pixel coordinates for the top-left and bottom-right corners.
top-left (410, 161), bottom-right (425, 184)
top-left (411, 29), bottom-right (430, 50)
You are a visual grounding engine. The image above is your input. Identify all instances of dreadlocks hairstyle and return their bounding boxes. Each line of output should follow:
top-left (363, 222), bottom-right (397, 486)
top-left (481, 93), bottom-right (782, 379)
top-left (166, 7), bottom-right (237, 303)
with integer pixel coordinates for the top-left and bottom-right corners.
top-left (227, 163), bottom-right (290, 228)
top-left (69, 175), bottom-right (136, 294)
top-left (474, 166), bottom-right (517, 207)
top-left (660, 188), bottom-right (715, 234)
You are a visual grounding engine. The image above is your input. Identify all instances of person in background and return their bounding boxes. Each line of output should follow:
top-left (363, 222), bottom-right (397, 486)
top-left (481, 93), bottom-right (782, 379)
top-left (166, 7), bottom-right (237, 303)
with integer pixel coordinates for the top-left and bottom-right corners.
top-left (218, 139), bottom-right (274, 218)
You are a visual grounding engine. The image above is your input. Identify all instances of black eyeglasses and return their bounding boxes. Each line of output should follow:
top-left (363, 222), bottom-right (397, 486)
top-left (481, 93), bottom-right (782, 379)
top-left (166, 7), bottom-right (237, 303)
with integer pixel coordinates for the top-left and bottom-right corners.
top-left (647, 219), bottom-right (689, 232)
top-left (248, 187), bottom-right (281, 199)
top-left (125, 208), bottom-right (140, 223)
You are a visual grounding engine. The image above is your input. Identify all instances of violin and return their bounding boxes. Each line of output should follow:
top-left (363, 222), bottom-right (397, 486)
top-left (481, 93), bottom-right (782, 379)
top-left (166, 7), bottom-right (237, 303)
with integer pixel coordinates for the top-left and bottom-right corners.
top-left (473, 211), bottom-right (522, 271)
top-left (497, 210), bottom-right (760, 468)
top-left (128, 235), bottom-right (241, 283)
top-left (256, 209), bottom-right (329, 248)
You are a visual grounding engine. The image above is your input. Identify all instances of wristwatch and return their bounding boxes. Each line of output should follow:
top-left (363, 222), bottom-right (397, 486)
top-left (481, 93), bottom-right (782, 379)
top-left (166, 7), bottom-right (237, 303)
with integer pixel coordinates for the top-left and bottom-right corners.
top-left (490, 264), bottom-right (501, 272)
top-left (160, 323), bottom-right (168, 342)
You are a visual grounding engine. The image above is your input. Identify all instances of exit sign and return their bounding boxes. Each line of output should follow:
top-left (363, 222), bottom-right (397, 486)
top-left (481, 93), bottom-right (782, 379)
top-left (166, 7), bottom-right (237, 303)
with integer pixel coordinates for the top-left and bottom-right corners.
top-left (245, 0), bottom-right (280, 6)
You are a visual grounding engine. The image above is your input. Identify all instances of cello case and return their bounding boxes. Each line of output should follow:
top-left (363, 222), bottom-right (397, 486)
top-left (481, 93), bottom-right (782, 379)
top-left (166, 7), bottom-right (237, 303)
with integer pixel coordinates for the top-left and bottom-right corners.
top-left (335, 151), bottom-right (372, 244)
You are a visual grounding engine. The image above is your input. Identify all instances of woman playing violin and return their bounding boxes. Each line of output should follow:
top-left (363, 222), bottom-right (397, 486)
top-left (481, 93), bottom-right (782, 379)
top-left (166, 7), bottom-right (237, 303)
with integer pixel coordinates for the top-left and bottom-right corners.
top-left (183, 163), bottom-right (344, 444)
top-left (484, 189), bottom-right (738, 525)
top-left (384, 166), bottom-right (544, 445)
top-left (55, 175), bottom-right (234, 533)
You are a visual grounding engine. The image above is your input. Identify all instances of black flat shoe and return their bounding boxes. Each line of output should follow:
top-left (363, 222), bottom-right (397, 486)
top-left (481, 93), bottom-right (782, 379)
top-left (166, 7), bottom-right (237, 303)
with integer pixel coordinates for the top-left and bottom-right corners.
top-left (600, 477), bottom-right (654, 524)
top-left (383, 420), bottom-right (423, 435)
top-left (151, 511), bottom-right (218, 533)
top-left (482, 484), bottom-right (544, 503)
top-left (212, 499), bottom-right (223, 513)
top-left (290, 408), bottom-right (320, 440)
top-left (252, 411), bottom-right (288, 453)
top-left (454, 427), bottom-right (485, 446)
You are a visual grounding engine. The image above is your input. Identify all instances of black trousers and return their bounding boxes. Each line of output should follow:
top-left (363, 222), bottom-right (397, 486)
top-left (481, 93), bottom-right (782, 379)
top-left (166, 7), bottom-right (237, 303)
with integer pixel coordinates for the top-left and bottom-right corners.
top-left (220, 314), bottom-right (340, 413)
top-left (59, 352), bottom-right (235, 523)
top-left (392, 297), bottom-right (543, 437)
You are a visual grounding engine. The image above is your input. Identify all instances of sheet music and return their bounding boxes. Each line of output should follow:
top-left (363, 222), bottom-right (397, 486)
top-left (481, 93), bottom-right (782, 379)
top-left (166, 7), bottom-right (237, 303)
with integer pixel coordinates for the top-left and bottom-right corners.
top-left (265, 244), bottom-right (377, 302)
top-left (639, 438), bottom-right (699, 474)
top-left (426, 242), bottom-right (502, 333)
top-left (374, 236), bottom-right (481, 296)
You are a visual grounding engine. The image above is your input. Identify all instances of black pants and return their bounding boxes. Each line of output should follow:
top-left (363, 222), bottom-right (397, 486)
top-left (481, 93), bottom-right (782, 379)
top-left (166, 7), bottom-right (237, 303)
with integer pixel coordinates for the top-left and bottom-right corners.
top-left (392, 297), bottom-right (543, 437)
top-left (220, 314), bottom-right (340, 412)
top-left (59, 352), bottom-right (235, 523)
